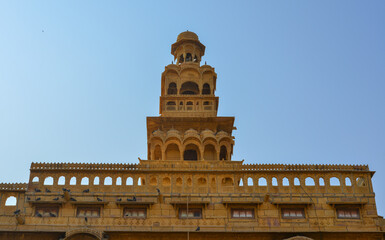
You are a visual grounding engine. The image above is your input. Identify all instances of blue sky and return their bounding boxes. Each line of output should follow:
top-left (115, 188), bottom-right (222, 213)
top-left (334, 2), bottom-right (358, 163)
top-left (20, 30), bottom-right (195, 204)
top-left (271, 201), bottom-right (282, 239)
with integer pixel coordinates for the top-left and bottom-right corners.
top-left (0, 1), bottom-right (384, 215)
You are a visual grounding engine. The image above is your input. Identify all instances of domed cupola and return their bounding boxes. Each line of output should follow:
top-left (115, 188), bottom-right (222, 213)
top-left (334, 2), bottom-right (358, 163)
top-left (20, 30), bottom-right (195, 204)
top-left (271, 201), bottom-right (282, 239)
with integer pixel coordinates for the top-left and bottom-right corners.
top-left (171, 31), bottom-right (206, 64)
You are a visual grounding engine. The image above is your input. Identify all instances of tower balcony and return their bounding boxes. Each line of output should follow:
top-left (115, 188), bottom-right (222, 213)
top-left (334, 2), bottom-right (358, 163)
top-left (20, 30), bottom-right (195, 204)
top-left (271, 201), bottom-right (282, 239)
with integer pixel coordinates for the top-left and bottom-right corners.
top-left (160, 96), bottom-right (219, 117)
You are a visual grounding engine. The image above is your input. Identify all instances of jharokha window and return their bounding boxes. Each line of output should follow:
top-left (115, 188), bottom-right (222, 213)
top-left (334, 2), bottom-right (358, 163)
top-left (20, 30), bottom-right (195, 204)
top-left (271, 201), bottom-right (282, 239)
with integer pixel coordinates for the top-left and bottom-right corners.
top-left (231, 208), bottom-right (254, 219)
top-left (124, 208), bottom-right (146, 218)
top-left (77, 207), bottom-right (100, 218)
top-left (281, 208), bottom-right (305, 219)
top-left (35, 206), bottom-right (59, 217)
top-left (179, 208), bottom-right (202, 219)
top-left (336, 208), bottom-right (360, 219)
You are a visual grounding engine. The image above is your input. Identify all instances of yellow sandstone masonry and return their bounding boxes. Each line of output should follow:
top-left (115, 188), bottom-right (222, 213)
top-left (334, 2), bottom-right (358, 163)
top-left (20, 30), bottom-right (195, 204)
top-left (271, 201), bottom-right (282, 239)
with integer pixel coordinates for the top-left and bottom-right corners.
top-left (0, 31), bottom-right (384, 240)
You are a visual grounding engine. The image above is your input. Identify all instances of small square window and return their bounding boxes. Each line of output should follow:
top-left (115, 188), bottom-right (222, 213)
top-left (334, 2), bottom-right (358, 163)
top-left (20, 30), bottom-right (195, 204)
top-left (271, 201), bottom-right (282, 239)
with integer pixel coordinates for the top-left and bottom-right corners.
top-left (35, 206), bottom-right (59, 217)
top-left (336, 208), bottom-right (360, 219)
top-left (231, 208), bottom-right (254, 219)
top-left (124, 208), bottom-right (147, 219)
top-left (179, 208), bottom-right (202, 219)
top-left (281, 208), bottom-right (305, 219)
top-left (77, 207), bottom-right (100, 218)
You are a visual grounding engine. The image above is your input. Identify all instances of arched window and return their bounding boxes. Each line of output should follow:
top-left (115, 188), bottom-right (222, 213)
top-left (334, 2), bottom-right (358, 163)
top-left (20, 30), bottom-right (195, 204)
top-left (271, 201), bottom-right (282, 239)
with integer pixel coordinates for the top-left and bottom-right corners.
top-left (247, 177), bottom-right (253, 186)
top-left (202, 83), bottom-right (211, 95)
top-left (305, 177), bottom-right (315, 186)
top-left (179, 54), bottom-right (184, 63)
top-left (294, 178), bottom-right (300, 186)
top-left (93, 176), bottom-right (100, 185)
top-left (81, 177), bottom-right (89, 185)
top-left (282, 177), bottom-right (290, 186)
top-left (186, 53), bottom-right (192, 62)
top-left (356, 177), bottom-right (366, 187)
top-left (193, 55), bottom-right (198, 62)
top-left (345, 177), bottom-right (352, 186)
top-left (138, 177), bottom-right (145, 186)
top-left (184, 144), bottom-right (200, 161)
top-left (5, 196), bottom-right (17, 206)
top-left (58, 176), bottom-right (65, 185)
top-left (116, 177), bottom-right (122, 185)
top-left (70, 177), bottom-right (76, 185)
top-left (203, 144), bottom-right (217, 160)
top-left (258, 177), bottom-right (267, 186)
top-left (32, 177), bottom-right (39, 183)
top-left (166, 101), bottom-right (176, 111)
top-left (153, 145), bottom-right (161, 160)
top-left (126, 177), bottom-right (133, 186)
top-left (272, 177), bottom-right (278, 186)
top-left (44, 177), bottom-right (54, 185)
top-left (180, 81), bottom-right (199, 95)
top-left (330, 177), bottom-right (340, 186)
top-left (238, 178), bottom-right (244, 186)
top-left (165, 143), bottom-right (180, 160)
top-left (104, 177), bottom-right (112, 185)
top-left (319, 177), bottom-right (325, 186)
top-left (219, 146), bottom-right (227, 160)
top-left (167, 82), bottom-right (177, 95)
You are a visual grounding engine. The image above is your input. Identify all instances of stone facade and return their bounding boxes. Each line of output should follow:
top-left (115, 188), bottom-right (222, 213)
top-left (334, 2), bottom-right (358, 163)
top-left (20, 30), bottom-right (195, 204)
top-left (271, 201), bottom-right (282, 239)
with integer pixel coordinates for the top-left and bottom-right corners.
top-left (0, 32), bottom-right (384, 240)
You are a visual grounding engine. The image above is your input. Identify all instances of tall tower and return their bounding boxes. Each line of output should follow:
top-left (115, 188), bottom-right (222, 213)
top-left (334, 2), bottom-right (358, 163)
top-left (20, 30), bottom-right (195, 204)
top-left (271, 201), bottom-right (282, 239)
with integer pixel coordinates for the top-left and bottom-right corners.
top-left (147, 31), bottom-right (235, 162)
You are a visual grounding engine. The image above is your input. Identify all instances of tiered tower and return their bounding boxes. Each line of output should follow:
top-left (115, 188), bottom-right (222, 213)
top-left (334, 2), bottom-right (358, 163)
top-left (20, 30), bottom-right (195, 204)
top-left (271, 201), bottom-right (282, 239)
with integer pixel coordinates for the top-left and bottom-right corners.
top-left (0, 31), bottom-right (383, 240)
top-left (147, 31), bottom-right (235, 162)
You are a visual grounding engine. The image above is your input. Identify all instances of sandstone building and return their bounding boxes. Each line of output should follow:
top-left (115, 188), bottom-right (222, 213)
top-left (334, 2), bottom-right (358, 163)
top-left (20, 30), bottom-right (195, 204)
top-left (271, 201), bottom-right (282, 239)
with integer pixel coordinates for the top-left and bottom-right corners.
top-left (0, 31), bottom-right (384, 240)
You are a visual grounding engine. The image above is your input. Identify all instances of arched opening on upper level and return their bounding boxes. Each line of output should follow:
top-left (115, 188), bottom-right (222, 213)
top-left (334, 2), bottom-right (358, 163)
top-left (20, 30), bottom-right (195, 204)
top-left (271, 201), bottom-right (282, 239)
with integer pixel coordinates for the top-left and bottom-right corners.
top-left (5, 196), bottom-right (17, 206)
top-left (179, 54), bottom-right (184, 63)
top-left (167, 82), bottom-right (177, 95)
top-left (180, 82), bottom-right (199, 95)
top-left (203, 144), bottom-right (217, 160)
top-left (153, 145), bottom-right (162, 160)
top-left (184, 144), bottom-right (200, 161)
top-left (165, 143), bottom-right (180, 160)
top-left (44, 177), bottom-right (54, 185)
top-left (219, 145), bottom-right (228, 160)
top-left (186, 53), bottom-right (193, 62)
top-left (202, 83), bottom-right (211, 95)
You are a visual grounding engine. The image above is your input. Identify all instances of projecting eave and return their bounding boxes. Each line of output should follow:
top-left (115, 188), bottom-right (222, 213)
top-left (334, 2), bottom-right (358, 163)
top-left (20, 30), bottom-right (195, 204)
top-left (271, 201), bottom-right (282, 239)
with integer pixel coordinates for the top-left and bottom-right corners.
top-left (146, 116), bottom-right (235, 138)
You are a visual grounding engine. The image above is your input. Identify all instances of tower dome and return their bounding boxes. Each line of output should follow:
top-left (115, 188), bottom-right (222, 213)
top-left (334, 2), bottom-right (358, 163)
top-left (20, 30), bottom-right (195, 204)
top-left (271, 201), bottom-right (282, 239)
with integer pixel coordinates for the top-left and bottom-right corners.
top-left (176, 31), bottom-right (199, 41)
top-left (171, 31), bottom-right (205, 64)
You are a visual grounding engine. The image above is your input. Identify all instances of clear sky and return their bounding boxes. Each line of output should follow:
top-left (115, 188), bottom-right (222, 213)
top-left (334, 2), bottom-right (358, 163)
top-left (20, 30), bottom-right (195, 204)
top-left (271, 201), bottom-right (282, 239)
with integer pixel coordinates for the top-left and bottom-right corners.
top-left (0, 1), bottom-right (384, 215)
